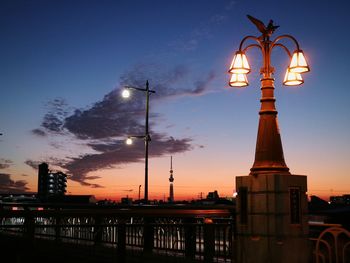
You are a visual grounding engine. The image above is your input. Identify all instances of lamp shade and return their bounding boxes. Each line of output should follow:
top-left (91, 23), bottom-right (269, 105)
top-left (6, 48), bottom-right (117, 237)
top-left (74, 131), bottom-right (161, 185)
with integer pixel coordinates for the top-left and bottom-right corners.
top-left (126, 138), bottom-right (133, 145)
top-left (289, 50), bottom-right (310, 73)
top-left (122, 89), bottom-right (130, 98)
top-left (229, 51), bottom-right (250, 74)
top-left (283, 70), bottom-right (304, 86)
top-left (229, 73), bottom-right (249, 87)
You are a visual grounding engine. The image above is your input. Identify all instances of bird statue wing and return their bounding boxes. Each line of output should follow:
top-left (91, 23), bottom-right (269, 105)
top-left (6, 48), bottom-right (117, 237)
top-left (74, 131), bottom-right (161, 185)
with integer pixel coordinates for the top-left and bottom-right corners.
top-left (247, 15), bottom-right (266, 34)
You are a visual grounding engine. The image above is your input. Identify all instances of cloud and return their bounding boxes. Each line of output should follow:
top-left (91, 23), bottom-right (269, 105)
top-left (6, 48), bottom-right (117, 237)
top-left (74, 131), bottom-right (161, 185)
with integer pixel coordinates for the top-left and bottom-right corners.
top-left (25, 159), bottom-right (41, 170)
top-left (32, 98), bottom-right (71, 136)
top-left (0, 173), bottom-right (29, 193)
top-left (62, 134), bottom-right (192, 186)
top-left (209, 14), bottom-right (229, 25)
top-left (0, 159), bottom-right (13, 169)
top-left (34, 64), bottom-right (213, 187)
top-left (120, 64), bottom-right (216, 99)
top-left (169, 11), bottom-right (229, 52)
top-left (63, 90), bottom-right (145, 140)
top-left (193, 71), bottom-right (216, 95)
top-left (225, 1), bottom-right (237, 10)
top-left (32, 129), bottom-right (46, 137)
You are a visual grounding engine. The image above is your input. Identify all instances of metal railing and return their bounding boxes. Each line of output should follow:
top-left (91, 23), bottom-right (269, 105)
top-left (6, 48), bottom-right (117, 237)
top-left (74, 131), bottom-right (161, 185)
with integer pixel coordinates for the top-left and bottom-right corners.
top-left (1, 204), bottom-right (350, 263)
top-left (0, 204), bottom-right (235, 262)
top-left (309, 223), bottom-right (350, 263)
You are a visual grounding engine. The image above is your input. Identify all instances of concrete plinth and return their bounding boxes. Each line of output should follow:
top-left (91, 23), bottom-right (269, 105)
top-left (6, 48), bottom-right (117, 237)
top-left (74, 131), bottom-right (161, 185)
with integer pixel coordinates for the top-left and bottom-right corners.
top-left (235, 173), bottom-right (309, 263)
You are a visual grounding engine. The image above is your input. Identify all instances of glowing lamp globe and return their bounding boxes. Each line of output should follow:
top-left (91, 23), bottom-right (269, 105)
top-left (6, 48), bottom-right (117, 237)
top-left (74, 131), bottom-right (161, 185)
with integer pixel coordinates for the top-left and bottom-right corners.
top-left (229, 51), bottom-right (250, 74)
top-left (229, 73), bottom-right (249, 87)
top-left (289, 50), bottom-right (310, 73)
top-left (122, 89), bottom-right (130, 98)
top-left (126, 138), bottom-right (133, 145)
top-left (283, 70), bottom-right (304, 86)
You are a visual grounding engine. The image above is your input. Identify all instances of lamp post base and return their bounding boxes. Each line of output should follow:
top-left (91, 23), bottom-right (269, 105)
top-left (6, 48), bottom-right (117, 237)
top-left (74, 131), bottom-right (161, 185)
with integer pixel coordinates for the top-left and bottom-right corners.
top-left (235, 173), bottom-right (309, 263)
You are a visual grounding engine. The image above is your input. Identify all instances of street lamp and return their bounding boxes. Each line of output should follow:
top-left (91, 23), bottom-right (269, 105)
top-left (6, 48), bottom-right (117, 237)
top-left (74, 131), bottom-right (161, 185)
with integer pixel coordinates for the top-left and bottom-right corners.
top-left (228, 15), bottom-right (310, 175)
top-left (121, 80), bottom-right (156, 203)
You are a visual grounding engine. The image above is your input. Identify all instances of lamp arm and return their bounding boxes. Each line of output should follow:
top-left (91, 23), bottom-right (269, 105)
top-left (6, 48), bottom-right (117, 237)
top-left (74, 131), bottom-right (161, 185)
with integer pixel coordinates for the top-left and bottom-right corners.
top-left (271, 34), bottom-right (301, 51)
top-left (128, 135), bottom-right (146, 139)
top-left (239, 35), bottom-right (261, 51)
top-left (242, 44), bottom-right (262, 53)
top-left (125, 86), bottom-right (156, 93)
top-left (271, 43), bottom-right (292, 58)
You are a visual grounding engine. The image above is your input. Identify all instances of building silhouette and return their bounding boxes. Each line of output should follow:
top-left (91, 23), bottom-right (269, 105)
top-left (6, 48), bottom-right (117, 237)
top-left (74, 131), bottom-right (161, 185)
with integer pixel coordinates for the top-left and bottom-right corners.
top-left (330, 194), bottom-right (350, 205)
top-left (38, 162), bottom-right (67, 200)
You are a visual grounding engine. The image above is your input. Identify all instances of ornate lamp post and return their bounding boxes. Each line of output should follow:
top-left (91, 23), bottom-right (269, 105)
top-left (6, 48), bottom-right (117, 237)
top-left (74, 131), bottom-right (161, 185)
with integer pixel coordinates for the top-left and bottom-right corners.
top-left (228, 15), bottom-right (310, 175)
top-left (122, 80), bottom-right (155, 203)
top-left (230, 16), bottom-right (310, 263)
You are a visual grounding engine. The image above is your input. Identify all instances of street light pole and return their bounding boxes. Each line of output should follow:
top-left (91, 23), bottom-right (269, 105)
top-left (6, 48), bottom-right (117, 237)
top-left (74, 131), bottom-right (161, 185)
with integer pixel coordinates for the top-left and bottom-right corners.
top-left (144, 80), bottom-right (150, 202)
top-left (230, 16), bottom-right (311, 263)
top-left (228, 16), bottom-right (310, 175)
top-left (122, 80), bottom-right (155, 203)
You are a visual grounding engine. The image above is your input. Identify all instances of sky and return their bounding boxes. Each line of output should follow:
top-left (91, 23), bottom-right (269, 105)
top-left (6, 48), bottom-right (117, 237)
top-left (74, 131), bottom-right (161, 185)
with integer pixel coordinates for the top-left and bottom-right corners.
top-left (0, 0), bottom-right (350, 201)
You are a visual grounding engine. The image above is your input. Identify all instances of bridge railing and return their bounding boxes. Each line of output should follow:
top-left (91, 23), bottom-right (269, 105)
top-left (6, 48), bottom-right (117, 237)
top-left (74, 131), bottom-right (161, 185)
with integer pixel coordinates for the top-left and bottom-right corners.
top-left (0, 204), bottom-right (235, 262)
top-left (309, 222), bottom-right (350, 263)
top-left (1, 204), bottom-right (350, 263)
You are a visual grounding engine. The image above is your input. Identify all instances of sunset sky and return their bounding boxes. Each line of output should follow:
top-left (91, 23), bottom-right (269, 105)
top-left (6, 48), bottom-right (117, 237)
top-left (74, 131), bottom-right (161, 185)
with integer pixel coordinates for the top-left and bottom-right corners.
top-left (1, 0), bottom-right (349, 201)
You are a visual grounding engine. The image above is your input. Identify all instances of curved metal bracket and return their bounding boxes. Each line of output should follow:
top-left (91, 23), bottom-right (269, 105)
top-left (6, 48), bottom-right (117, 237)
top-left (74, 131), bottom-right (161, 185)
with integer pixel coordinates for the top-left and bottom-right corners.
top-left (242, 44), bottom-right (262, 53)
top-left (239, 35), bottom-right (261, 51)
top-left (271, 34), bottom-right (300, 51)
top-left (271, 43), bottom-right (292, 58)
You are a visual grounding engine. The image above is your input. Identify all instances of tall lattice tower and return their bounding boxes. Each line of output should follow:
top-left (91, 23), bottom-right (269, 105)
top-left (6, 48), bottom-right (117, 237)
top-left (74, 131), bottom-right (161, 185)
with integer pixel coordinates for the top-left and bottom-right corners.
top-left (168, 156), bottom-right (174, 203)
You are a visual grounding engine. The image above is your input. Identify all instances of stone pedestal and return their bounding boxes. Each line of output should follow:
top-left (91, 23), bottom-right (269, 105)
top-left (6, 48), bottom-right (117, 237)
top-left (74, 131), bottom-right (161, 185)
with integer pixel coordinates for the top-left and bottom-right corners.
top-left (235, 173), bottom-right (309, 263)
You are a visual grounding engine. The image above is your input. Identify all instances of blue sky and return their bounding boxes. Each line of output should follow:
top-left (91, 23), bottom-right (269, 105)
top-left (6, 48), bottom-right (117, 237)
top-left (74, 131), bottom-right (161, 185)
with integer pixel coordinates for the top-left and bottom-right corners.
top-left (1, 0), bottom-right (349, 200)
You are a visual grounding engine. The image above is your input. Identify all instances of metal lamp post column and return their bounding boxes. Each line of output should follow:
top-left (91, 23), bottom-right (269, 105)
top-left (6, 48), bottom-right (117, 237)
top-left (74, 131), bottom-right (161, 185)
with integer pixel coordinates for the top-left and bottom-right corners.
top-left (144, 80), bottom-right (151, 202)
top-left (229, 16), bottom-right (310, 263)
top-left (123, 81), bottom-right (155, 203)
top-left (250, 37), bottom-right (290, 175)
top-left (230, 20), bottom-right (310, 175)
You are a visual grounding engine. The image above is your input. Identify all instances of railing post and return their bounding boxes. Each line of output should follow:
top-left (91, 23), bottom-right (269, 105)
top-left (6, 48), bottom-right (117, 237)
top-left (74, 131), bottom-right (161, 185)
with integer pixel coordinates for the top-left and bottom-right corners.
top-left (22, 210), bottom-right (36, 262)
top-left (204, 218), bottom-right (215, 263)
top-left (117, 219), bottom-right (126, 262)
top-left (93, 216), bottom-right (103, 245)
top-left (143, 217), bottom-right (154, 256)
top-left (185, 218), bottom-right (196, 260)
top-left (24, 211), bottom-right (35, 239)
top-left (55, 214), bottom-right (61, 242)
top-left (230, 219), bottom-right (236, 262)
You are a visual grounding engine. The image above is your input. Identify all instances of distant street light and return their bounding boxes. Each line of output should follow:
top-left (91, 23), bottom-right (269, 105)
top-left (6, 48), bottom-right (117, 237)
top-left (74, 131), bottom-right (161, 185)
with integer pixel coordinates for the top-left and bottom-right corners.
top-left (122, 80), bottom-right (156, 203)
top-left (228, 15), bottom-right (310, 174)
top-left (121, 89), bottom-right (131, 98)
top-left (126, 137), bottom-right (133, 145)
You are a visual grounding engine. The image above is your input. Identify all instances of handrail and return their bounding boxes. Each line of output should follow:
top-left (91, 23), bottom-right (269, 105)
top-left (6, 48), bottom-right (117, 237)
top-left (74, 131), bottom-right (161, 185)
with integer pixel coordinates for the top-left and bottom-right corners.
top-left (0, 206), bottom-right (235, 218)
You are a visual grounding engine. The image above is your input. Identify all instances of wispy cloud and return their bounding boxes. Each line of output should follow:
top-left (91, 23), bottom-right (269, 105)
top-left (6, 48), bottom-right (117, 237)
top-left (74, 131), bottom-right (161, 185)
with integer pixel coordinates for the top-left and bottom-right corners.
top-left (0, 173), bottom-right (29, 193)
top-left (32, 129), bottom-right (46, 137)
top-left (63, 135), bottom-right (192, 187)
top-left (0, 159), bottom-right (13, 169)
top-left (32, 64), bottom-right (213, 187)
top-left (168, 10), bottom-right (229, 52)
top-left (25, 160), bottom-right (41, 170)
top-left (225, 1), bottom-right (237, 11)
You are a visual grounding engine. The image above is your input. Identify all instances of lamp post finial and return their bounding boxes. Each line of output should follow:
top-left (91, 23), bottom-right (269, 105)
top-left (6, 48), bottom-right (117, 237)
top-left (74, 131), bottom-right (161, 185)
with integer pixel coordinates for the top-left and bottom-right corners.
top-left (247, 15), bottom-right (279, 38)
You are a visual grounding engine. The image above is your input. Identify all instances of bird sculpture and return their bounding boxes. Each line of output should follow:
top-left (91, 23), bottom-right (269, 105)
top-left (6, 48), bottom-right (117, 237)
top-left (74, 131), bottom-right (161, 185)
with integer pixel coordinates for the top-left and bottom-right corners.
top-left (247, 15), bottom-right (279, 39)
